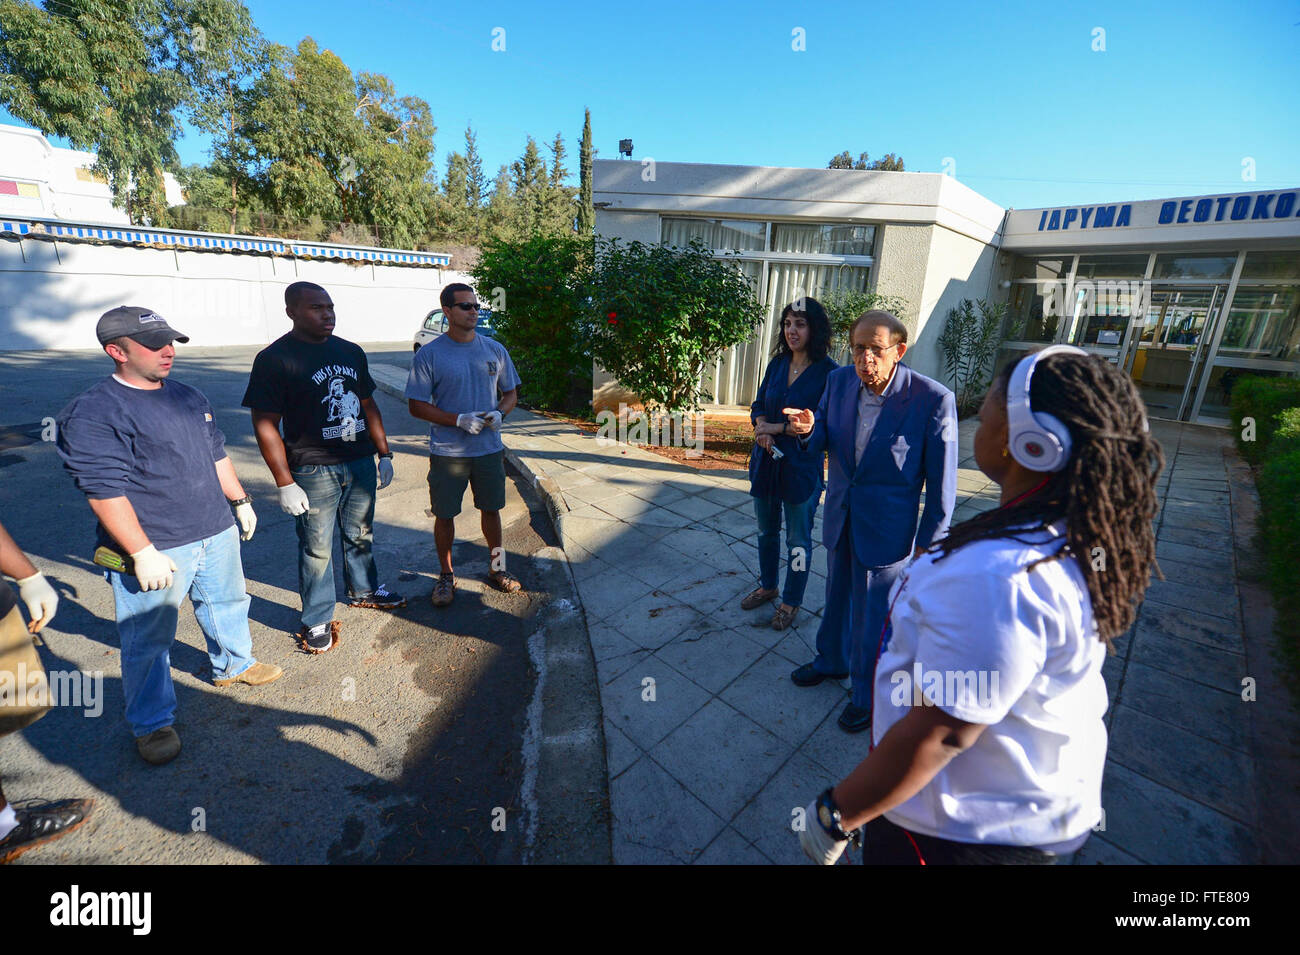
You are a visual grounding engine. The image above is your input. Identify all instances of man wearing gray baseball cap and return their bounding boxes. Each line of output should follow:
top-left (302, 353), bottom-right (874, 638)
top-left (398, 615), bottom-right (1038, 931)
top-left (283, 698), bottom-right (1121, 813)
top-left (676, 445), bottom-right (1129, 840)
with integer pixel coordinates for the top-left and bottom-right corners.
top-left (55, 306), bottom-right (281, 766)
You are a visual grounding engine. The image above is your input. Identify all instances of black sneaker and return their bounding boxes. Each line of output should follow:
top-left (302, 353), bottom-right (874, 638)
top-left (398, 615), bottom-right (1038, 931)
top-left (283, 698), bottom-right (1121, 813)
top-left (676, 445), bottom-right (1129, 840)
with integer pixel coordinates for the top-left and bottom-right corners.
top-left (347, 585), bottom-right (407, 610)
top-left (298, 621), bottom-right (338, 654)
top-left (0, 798), bottom-right (95, 864)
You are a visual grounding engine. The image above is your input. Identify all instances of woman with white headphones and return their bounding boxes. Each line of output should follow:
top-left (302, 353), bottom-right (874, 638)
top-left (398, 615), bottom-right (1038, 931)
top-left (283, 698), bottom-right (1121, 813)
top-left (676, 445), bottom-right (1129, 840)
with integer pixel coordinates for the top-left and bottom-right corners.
top-left (799, 346), bottom-right (1163, 864)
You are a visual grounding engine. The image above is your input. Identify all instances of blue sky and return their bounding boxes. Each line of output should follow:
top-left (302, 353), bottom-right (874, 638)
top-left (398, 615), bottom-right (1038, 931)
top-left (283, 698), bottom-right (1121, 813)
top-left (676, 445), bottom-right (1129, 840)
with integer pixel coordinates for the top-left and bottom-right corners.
top-left (6, 0), bottom-right (1299, 210)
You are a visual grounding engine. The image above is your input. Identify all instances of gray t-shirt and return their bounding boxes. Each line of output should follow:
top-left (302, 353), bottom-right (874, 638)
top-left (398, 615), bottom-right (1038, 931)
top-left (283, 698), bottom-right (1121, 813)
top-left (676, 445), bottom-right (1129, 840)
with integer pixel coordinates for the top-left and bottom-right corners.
top-left (405, 333), bottom-right (521, 457)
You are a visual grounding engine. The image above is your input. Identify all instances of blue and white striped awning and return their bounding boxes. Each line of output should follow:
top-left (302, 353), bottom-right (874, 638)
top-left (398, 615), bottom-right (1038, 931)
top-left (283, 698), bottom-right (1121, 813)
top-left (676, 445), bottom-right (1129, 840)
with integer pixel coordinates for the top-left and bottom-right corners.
top-left (0, 217), bottom-right (451, 267)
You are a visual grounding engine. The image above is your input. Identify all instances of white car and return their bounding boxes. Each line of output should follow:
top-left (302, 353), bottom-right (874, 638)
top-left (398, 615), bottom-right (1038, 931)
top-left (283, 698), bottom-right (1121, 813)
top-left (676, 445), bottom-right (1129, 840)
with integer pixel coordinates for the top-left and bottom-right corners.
top-left (412, 307), bottom-right (496, 352)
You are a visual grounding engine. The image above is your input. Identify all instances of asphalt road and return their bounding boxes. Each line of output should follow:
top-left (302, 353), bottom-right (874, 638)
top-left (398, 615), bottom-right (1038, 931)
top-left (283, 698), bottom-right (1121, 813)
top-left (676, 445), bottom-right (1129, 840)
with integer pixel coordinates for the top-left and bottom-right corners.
top-left (0, 343), bottom-right (569, 864)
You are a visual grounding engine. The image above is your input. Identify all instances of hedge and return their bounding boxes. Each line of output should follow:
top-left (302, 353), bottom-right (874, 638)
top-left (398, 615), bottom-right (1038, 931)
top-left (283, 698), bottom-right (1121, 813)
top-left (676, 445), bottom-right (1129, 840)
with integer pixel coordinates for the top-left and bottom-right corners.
top-left (1231, 377), bottom-right (1300, 678)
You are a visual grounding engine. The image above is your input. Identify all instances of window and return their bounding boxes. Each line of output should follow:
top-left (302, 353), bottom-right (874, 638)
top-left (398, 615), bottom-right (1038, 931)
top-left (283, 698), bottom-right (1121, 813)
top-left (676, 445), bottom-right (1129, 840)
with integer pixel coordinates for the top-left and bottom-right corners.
top-left (661, 218), bottom-right (766, 251)
top-left (771, 223), bottom-right (874, 256)
top-left (1074, 253), bottom-right (1148, 279)
top-left (1153, 253), bottom-right (1236, 280)
top-left (1011, 256), bottom-right (1070, 282)
top-left (1241, 251), bottom-right (1300, 281)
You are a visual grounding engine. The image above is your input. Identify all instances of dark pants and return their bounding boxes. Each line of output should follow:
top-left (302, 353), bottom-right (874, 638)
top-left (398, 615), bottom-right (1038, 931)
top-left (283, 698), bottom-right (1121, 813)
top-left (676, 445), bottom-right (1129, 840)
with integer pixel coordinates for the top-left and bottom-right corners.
top-left (859, 815), bottom-right (1081, 865)
top-left (813, 529), bottom-right (907, 708)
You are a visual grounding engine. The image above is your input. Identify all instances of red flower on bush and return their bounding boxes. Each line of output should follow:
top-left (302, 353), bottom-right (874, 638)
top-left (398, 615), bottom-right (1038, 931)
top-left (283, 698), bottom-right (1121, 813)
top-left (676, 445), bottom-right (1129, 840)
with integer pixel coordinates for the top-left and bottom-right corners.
top-left (607, 311), bottom-right (618, 326)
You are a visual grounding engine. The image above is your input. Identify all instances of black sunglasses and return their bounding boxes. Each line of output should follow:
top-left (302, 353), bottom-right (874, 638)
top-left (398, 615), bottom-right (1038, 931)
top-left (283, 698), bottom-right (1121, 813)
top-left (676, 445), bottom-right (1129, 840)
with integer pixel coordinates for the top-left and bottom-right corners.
top-left (450, 302), bottom-right (480, 311)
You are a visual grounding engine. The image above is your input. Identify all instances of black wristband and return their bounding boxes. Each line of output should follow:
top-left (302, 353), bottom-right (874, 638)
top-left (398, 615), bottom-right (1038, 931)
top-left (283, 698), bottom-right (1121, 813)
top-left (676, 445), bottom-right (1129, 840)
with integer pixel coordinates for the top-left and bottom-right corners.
top-left (378, 453), bottom-right (393, 460)
top-left (228, 495), bottom-right (253, 508)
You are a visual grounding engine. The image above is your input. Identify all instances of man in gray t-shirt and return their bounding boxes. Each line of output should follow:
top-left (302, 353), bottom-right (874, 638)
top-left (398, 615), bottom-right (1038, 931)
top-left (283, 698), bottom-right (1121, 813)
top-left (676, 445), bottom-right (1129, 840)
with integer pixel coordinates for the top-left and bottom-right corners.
top-left (405, 283), bottom-right (522, 607)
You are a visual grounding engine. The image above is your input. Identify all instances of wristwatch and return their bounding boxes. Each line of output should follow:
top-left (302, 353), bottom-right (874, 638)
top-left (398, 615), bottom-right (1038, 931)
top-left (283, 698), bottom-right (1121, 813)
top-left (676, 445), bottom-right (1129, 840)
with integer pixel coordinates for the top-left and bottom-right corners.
top-left (816, 788), bottom-right (854, 843)
top-left (378, 452), bottom-right (393, 460)
top-left (228, 495), bottom-right (253, 508)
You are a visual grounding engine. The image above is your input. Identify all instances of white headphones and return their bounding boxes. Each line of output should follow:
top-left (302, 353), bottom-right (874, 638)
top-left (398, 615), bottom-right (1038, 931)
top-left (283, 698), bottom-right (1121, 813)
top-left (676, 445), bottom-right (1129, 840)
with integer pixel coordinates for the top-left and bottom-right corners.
top-left (1006, 345), bottom-right (1087, 473)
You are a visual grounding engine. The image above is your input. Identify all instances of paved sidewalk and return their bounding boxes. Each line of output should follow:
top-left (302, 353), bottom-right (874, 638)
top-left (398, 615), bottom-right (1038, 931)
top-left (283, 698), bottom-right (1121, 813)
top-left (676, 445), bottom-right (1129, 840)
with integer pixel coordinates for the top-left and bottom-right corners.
top-left (375, 361), bottom-right (1286, 864)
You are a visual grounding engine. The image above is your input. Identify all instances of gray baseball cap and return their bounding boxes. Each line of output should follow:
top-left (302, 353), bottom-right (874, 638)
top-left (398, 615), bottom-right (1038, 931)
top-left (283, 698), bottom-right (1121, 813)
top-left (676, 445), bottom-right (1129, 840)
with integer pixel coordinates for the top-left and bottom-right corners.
top-left (96, 306), bottom-right (190, 349)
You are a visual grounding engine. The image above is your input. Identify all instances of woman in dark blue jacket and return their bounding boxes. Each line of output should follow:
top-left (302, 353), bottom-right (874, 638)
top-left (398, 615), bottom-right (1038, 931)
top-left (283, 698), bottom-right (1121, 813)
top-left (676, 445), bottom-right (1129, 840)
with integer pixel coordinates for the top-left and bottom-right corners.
top-left (741, 297), bottom-right (837, 630)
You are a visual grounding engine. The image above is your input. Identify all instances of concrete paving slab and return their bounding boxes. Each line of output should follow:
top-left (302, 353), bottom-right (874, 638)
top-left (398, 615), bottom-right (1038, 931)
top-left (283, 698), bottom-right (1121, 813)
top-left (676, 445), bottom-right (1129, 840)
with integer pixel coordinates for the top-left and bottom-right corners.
top-left (1072, 835), bottom-right (1145, 865)
top-left (1108, 705), bottom-right (1255, 824)
top-left (800, 707), bottom-right (872, 780)
top-left (1097, 762), bottom-right (1258, 864)
top-left (1152, 556), bottom-right (1238, 596)
top-left (602, 592), bottom-right (709, 650)
top-left (732, 751), bottom-right (841, 866)
top-left (693, 826), bottom-right (773, 865)
top-left (721, 650), bottom-right (843, 747)
top-left (604, 720), bottom-right (641, 779)
top-left (609, 756), bottom-right (726, 864)
top-left (650, 698), bottom-right (791, 820)
top-left (601, 659), bottom-right (711, 750)
top-left (655, 567), bottom-right (751, 616)
top-left (1132, 616), bottom-right (1246, 688)
top-left (655, 625), bottom-right (768, 694)
top-left (1120, 662), bottom-right (1250, 754)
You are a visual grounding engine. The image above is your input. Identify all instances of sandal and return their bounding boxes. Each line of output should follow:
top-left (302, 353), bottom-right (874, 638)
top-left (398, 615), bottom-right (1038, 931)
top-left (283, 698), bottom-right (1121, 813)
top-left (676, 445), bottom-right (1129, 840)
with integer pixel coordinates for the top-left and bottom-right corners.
top-left (431, 573), bottom-right (456, 607)
top-left (740, 587), bottom-right (778, 610)
top-left (488, 570), bottom-right (523, 594)
top-left (771, 606), bottom-right (799, 631)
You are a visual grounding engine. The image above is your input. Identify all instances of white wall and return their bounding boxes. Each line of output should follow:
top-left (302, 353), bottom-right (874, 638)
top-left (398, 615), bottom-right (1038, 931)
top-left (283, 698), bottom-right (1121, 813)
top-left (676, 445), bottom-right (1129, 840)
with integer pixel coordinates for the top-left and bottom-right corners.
top-left (0, 234), bottom-right (472, 350)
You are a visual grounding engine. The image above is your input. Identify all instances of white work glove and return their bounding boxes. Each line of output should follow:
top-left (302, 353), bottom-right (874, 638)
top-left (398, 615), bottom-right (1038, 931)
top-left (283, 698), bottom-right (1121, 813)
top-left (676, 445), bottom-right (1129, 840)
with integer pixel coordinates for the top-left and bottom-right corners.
top-left (456, 413), bottom-right (486, 435)
top-left (480, 410), bottom-right (502, 431)
top-left (377, 456), bottom-right (394, 489)
top-left (799, 799), bottom-right (849, 866)
top-left (130, 545), bottom-right (177, 592)
top-left (16, 571), bottom-right (58, 633)
top-left (233, 501), bottom-right (257, 541)
top-left (278, 482), bottom-right (311, 516)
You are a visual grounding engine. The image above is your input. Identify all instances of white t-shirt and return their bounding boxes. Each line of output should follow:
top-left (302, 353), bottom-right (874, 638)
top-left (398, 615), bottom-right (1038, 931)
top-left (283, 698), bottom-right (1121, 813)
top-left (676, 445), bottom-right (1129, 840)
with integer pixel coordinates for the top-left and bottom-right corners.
top-left (872, 522), bottom-right (1107, 847)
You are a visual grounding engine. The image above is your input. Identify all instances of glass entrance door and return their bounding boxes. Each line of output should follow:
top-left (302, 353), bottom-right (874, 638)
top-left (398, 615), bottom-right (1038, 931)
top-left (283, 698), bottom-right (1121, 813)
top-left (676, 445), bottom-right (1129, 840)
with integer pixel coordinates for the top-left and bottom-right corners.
top-left (1124, 286), bottom-right (1224, 420)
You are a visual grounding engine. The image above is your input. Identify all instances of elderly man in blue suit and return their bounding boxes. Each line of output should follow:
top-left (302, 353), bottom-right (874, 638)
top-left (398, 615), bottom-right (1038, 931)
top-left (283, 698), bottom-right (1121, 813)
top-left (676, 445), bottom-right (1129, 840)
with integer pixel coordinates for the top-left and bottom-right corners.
top-left (785, 310), bottom-right (957, 733)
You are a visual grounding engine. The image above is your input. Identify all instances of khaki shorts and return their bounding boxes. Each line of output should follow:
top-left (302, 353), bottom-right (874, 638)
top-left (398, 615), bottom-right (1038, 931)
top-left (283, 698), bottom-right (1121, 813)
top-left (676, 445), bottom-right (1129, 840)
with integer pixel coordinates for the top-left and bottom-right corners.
top-left (427, 451), bottom-right (506, 518)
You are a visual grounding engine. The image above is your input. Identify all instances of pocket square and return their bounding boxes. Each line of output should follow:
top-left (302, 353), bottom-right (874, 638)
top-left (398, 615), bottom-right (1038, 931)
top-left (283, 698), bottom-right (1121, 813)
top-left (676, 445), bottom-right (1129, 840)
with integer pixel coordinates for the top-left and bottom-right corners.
top-left (891, 435), bottom-right (910, 469)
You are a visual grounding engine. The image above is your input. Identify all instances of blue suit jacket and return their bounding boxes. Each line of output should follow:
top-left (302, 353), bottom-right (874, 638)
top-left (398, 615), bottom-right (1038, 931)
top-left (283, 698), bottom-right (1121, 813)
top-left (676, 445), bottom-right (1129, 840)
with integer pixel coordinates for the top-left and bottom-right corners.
top-left (803, 363), bottom-right (958, 566)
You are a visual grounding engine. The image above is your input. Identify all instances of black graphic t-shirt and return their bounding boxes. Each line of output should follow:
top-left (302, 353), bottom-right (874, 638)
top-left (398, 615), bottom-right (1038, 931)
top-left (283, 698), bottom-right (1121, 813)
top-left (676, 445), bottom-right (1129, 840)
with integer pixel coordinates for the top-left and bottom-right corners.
top-left (242, 334), bottom-right (378, 467)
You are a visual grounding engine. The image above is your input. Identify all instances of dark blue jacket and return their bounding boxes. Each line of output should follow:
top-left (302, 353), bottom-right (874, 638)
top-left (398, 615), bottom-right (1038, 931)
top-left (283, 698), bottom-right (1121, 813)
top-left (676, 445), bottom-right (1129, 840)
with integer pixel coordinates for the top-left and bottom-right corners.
top-left (748, 353), bottom-right (837, 503)
top-left (801, 363), bottom-right (958, 566)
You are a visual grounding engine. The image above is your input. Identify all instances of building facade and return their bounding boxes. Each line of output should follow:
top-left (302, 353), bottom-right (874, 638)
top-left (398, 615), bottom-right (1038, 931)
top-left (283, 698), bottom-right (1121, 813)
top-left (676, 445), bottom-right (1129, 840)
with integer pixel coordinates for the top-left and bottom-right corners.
top-left (0, 123), bottom-right (184, 223)
top-left (594, 159), bottom-right (1300, 427)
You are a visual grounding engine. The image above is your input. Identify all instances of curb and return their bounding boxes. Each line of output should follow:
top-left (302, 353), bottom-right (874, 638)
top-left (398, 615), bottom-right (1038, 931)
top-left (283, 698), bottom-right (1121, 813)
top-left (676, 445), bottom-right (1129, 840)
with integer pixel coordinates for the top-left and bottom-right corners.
top-left (371, 369), bottom-right (611, 864)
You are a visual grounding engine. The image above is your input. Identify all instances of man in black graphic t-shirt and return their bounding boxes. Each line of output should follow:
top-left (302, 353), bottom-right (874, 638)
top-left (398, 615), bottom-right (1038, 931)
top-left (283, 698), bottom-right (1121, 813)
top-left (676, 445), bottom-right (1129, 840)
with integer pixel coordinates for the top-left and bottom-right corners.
top-left (242, 282), bottom-right (406, 655)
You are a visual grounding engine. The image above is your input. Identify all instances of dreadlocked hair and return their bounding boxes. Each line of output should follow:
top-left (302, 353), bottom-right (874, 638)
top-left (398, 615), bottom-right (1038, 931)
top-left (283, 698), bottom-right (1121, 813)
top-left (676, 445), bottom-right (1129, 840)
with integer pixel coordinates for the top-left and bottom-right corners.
top-left (932, 352), bottom-right (1165, 650)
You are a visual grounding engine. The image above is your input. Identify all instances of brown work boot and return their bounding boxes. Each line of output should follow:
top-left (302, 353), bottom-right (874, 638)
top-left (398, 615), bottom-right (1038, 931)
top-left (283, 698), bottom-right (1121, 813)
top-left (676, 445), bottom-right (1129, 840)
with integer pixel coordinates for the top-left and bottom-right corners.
top-left (136, 727), bottom-right (181, 766)
top-left (431, 573), bottom-right (455, 607)
top-left (213, 661), bottom-right (283, 688)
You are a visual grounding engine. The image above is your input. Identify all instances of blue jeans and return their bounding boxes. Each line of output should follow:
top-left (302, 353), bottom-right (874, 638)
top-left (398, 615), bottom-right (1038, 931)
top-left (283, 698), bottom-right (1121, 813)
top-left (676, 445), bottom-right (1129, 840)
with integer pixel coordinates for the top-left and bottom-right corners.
top-left (753, 492), bottom-right (820, 607)
top-left (292, 457), bottom-right (379, 628)
top-left (108, 524), bottom-right (255, 737)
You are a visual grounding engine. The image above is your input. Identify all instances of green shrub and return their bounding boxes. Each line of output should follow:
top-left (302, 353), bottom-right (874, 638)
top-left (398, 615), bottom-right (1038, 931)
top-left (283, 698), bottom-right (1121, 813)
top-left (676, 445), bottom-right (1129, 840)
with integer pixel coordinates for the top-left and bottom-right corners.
top-left (1230, 375), bottom-right (1300, 464)
top-left (937, 298), bottom-right (1011, 417)
top-left (586, 238), bottom-right (766, 413)
top-left (471, 233), bottom-right (593, 413)
top-left (1258, 442), bottom-right (1300, 609)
